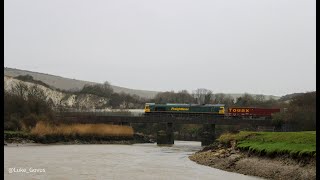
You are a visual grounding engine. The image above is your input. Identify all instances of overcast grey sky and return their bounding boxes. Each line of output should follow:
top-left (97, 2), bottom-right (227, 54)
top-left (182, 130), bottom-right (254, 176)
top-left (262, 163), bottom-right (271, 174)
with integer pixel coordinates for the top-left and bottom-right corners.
top-left (4, 0), bottom-right (316, 96)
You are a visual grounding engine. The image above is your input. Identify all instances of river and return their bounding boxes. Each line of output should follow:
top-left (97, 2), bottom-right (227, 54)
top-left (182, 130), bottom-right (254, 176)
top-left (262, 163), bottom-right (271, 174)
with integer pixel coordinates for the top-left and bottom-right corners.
top-left (4, 141), bottom-right (262, 180)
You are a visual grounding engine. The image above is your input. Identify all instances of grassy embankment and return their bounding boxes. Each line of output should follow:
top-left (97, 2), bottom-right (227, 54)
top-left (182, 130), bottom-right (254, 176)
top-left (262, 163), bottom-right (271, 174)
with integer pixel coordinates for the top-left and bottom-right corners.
top-left (5, 122), bottom-right (134, 144)
top-left (190, 131), bottom-right (316, 180)
top-left (218, 131), bottom-right (316, 157)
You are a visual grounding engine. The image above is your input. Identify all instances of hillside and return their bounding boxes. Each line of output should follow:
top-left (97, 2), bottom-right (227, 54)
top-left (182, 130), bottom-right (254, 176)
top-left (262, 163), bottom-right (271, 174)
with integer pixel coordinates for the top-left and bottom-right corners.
top-left (4, 67), bottom-right (280, 100)
top-left (4, 67), bottom-right (159, 99)
top-left (278, 93), bottom-right (305, 101)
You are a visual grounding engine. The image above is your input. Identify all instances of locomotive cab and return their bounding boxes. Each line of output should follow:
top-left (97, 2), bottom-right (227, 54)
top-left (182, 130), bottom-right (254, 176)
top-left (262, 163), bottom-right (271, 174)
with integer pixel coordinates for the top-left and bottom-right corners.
top-left (144, 103), bottom-right (155, 113)
top-left (144, 105), bottom-right (150, 112)
top-left (219, 106), bottom-right (225, 114)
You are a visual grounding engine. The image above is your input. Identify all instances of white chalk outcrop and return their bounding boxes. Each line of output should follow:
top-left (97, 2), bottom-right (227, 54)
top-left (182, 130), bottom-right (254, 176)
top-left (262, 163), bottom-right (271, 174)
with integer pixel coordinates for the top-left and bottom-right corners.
top-left (4, 75), bottom-right (109, 110)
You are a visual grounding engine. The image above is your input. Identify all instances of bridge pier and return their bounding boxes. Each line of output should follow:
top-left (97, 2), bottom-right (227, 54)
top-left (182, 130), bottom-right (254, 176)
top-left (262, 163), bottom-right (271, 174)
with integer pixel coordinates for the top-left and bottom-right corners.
top-left (120, 122), bottom-right (130, 126)
top-left (201, 124), bottom-right (215, 146)
top-left (113, 122), bottom-right (130, 126)
top-left (157, 123), bottom-right (174, 145)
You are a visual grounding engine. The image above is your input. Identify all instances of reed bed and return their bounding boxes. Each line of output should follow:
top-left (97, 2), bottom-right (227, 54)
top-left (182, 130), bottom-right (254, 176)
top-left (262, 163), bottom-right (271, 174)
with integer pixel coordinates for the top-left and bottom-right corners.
top-left (31, 121), bottom-right (134, 137)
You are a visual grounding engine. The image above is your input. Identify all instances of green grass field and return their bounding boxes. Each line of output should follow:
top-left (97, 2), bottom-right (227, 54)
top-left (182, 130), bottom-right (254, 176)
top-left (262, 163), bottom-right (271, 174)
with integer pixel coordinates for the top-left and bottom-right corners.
top-left (4, 130), bottom-right (29, 137)
top-left (218, 131), bottom-right (316, 157)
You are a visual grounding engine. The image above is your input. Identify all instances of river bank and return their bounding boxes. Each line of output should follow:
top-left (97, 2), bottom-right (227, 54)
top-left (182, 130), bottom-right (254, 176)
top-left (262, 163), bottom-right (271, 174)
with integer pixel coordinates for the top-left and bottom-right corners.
top-left (4, 131), bottom-right (155, 145)
top-left (189, 131), bottom-right (316, 180)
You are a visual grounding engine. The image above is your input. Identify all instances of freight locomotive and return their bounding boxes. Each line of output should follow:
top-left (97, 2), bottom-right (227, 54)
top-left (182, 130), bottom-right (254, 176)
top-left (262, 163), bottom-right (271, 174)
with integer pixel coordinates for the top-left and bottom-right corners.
top-left (144, 103), bottom-right (280, 119)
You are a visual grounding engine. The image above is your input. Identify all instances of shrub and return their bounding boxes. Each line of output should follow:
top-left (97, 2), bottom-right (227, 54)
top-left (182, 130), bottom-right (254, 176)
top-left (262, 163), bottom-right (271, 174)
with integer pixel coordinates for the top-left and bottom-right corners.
top-left (21, 114), bottom-right (39, 131)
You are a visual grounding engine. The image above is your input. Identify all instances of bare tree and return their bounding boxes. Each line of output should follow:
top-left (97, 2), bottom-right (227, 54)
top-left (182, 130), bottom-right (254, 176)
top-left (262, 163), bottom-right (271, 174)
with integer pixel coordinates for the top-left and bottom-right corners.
top-left (11, 82), bottom-right (28, 99)
top-left (102, 81), bottom-right (113, 97)
top-left (235, 93), bottom-right (255, 106)
top-left (28, 85), bottom-right (46, 101)
top-left (213, 93), bottom-right (225, 104)
top-left (223, 95), bottom-right (235, 106)
top-left (255, 94), bottom-right (265, 102)
top-left (213, 93), bottom-right (235, 106)
top-left (192, 88), bottom-right (213, 104)
top-left (80, 81), bottom-right (113, 98)
top-left (176, 90), bottom-right (195, 103)
top-left (153, 90), bottom-right (195, 104)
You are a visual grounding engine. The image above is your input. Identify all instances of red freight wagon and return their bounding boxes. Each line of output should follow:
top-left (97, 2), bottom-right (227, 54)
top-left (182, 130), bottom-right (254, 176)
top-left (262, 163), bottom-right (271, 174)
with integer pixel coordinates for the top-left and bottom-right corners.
top-left (227, 107), bottom-right (280, 119)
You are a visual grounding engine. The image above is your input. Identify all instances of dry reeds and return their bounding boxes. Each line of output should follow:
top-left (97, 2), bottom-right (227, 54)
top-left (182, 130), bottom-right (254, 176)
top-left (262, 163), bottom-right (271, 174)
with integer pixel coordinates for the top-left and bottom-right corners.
top-left (31, 121), bottom-right (134, 137)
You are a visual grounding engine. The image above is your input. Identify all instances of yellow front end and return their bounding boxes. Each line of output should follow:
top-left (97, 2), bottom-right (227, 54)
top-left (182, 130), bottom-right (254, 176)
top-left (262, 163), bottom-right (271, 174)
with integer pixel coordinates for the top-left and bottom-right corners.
top-left (144, 105), bottom-right (150, 113)
top-left (218, 106), bottom-right (225, 115)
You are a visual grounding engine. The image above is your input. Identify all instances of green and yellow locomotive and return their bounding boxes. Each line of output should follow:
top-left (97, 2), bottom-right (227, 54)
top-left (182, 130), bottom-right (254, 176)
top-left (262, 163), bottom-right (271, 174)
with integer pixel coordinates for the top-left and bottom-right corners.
top-left (144, 103), bottom-right (280, 119)
top-left (144, 103), bottom-right (225, 116)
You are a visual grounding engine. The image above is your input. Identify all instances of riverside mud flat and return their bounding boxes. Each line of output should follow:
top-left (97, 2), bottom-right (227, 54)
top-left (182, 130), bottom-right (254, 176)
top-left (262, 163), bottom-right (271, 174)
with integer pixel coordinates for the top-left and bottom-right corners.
top-left (189, 142), bottom-right (316, 180)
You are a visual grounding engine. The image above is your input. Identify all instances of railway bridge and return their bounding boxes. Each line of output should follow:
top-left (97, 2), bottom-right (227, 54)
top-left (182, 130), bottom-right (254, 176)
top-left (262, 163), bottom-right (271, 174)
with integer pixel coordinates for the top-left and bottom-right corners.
top-left (56, 112), bottom-right (274, 146)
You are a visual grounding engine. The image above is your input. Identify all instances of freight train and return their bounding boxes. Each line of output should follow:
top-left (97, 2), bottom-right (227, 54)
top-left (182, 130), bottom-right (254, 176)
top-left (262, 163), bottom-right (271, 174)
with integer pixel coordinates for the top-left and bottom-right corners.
top-left (144, 103), bottom-right (280, 119)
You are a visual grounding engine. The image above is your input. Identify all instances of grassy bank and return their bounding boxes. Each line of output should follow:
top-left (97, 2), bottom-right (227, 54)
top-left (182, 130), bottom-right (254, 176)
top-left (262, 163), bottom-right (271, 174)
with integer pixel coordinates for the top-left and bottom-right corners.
top-left (189, 131), bottom-right (316, 179)
top-left (218, 131), bottom-right (316, 157)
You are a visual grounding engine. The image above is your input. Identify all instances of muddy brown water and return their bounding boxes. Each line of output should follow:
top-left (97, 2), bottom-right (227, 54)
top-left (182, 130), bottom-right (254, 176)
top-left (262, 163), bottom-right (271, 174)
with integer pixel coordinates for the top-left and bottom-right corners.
top-left (4, 141), bottom-right (262, 180)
